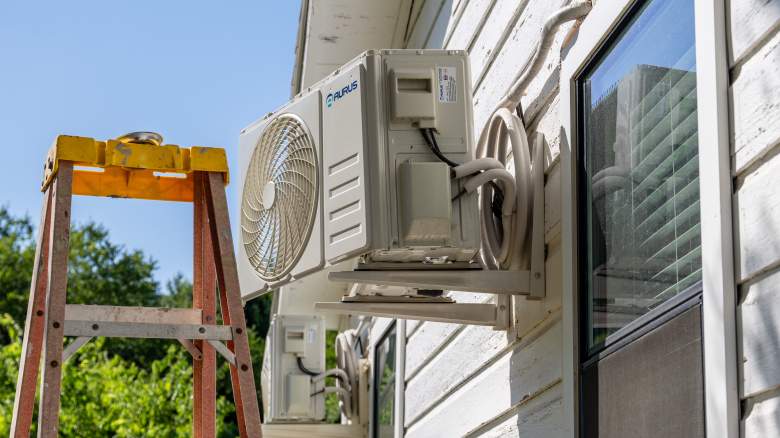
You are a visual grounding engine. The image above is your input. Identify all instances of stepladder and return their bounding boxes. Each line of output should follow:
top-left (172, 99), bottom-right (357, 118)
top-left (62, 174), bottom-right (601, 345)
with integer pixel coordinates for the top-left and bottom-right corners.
top-left (10, 133), bottom-right (263, 438)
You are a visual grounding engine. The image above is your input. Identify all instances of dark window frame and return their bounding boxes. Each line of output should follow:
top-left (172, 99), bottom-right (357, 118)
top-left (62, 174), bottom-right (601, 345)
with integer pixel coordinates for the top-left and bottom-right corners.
top-left (372, 321), bottom-right (397, 438)
top-left (574, 0), bottom-right (704, 362)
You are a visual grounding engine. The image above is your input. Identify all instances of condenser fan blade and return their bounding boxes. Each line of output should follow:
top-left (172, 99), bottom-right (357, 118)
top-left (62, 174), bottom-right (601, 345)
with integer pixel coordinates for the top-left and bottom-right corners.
top-left (240, 114), bottom-right (318, 282)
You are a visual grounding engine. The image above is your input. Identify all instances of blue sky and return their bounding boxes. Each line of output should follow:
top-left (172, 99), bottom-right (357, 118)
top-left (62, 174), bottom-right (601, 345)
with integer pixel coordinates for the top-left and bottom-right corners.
top-left (0, 1), bottom-right (300, 289)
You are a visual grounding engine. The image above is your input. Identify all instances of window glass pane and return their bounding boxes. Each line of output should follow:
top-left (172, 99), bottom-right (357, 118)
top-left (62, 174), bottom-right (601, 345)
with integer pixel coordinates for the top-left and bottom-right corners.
top-left (374, 325), bottom-right (396, 438)
top-left (579, 0), bottom-right (699, 352)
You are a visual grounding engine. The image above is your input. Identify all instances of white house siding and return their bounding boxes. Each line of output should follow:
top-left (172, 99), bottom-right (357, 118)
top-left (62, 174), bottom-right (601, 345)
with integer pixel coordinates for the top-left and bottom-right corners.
top-left (731, 1), bottom-right (780, 436)
top-left (397, 0), bottom-right (575, 436)
top-left (348, 0), bottom-right (780, 436)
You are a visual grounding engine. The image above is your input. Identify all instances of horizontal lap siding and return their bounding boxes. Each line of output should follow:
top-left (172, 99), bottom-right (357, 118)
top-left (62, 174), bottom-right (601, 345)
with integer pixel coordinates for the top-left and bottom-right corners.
top-left (394, 0), bottom-right (780, 436)
top-left (731, 28), bottom-right (780, 174)
top-left (404, 291), bottom-right (487, 379)
top-left (370, 317), bottom-right (395, 345)
top-left (739, 269), bottom-right (780, 398)
top-left (731, 1), bottom-right (780, 436)
top-left (469, 383), bottom-right (564, 437)
top-left (404, 323), bottom-right (516, 427)
top-left (406, 321), bottom-right (563, 438)
top-left (471, 0), bottom-right (570, 131)
top-left (445, 0), bottom-right (495, 51)
top-left (734, 148), bottom-right (780, 280)
top-left (398, 1), bottom-right (571, 436)
top-left (729, 0), bottom-right (780, 67)
top-left (406, 319), bottom-right (421, 337)
top-left (467, 0), bottom-right (529, 88)
top-left (404, 0), bottom-right (566, 432)
top-left (742, 389), bottom-right (780, 437)
top-left (735, 147), bottom-right (780, 435)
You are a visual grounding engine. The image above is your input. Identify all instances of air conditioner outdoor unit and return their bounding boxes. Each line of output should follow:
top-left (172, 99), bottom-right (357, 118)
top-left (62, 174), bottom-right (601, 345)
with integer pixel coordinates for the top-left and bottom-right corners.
top-left (263, 314), bottom-right (326, 423)
top-left (237, 49), bottom-right (480, 299)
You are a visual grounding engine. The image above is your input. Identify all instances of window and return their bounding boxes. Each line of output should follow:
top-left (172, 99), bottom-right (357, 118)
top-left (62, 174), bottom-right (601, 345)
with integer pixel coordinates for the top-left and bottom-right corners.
top-left (577, 0), bottom-right (699, 354)
top-left (373, 323), bottom-right (396, 438)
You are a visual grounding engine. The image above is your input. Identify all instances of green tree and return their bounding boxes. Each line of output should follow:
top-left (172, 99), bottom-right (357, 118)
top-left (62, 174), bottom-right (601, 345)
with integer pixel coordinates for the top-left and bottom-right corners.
top-left (0, 207), bottom-right (160, 326)
top-left (0, 207), bottom-right (163, 363)
top-left (324, 330), bottom-right (341, 423)
top-left (0, 314), bottom-right (23, 434)
top-left (0, 208), bottom-right (36, 343)
top-left (160, 273), bottom-right (194, 309)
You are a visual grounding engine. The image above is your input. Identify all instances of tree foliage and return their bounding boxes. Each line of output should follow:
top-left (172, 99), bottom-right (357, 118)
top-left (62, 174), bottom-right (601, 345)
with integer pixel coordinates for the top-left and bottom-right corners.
top-left (0, 208), bottom-right (36, 342)
top-left (0, 207), bottom-right (271, 436)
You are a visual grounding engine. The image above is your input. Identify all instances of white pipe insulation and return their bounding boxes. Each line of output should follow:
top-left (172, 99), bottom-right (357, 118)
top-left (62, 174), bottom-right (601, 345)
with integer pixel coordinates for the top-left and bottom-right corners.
top-left (468, 0), bottom-right (592, 270)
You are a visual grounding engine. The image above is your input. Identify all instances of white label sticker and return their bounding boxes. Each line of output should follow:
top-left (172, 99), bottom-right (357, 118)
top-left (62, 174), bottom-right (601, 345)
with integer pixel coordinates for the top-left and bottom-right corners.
top-left (437, 66), bottom-right (457, 103)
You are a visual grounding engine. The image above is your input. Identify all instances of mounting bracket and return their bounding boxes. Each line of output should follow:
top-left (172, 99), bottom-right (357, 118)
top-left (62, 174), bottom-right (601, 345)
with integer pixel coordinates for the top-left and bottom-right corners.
top-left (315, 299), bottom-right (510, 329)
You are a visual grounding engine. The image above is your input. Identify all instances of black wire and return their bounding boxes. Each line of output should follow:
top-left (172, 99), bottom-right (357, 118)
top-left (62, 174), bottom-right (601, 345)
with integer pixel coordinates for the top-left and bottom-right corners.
top-left (420, 128), bottom-right (459, 168)
top-left (515, 103), bottom-right (526, 126)
top-left (296, 356), bottom-right (319, 376)
top-left (488, 181), bottom-right (505, 242)
top-left (488, 181), bottom-right (504, 218)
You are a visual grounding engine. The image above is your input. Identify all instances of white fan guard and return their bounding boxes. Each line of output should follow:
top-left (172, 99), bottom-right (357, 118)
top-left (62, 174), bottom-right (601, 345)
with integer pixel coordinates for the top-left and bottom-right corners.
top-left (241, 113), bottom-right (318, 281)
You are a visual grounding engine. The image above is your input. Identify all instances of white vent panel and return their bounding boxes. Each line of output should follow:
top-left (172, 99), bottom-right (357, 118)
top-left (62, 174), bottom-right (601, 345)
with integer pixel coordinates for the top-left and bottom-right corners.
top-left (322, 65), bottom-right (370, 262)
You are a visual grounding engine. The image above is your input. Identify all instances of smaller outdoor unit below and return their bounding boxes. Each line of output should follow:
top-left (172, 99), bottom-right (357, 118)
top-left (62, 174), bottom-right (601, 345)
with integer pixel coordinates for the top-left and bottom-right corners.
top-left (263, 315), bottom-right (326, 423)
top-left (237, 49), bottom-right (480, 299)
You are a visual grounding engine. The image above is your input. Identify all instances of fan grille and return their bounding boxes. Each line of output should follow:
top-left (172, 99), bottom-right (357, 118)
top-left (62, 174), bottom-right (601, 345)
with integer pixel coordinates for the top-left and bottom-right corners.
top-left (241, 114), bottom-right (318, 281)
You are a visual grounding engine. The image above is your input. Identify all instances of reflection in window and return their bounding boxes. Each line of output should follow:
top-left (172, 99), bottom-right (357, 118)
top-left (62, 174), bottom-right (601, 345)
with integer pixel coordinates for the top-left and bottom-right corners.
top-left (373, 324), bottom-right (396, 438)
top-left (579, 0), bottom-right (699, 352)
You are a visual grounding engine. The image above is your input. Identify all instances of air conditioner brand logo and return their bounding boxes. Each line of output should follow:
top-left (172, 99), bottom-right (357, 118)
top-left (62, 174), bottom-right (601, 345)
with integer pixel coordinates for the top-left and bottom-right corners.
top-left (325, 80), bottom-right (358, 108)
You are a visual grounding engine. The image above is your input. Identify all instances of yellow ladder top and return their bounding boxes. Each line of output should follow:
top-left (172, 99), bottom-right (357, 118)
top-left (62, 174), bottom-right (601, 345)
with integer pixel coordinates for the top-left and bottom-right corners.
top-left (42, 134), bottom-right (229, 202)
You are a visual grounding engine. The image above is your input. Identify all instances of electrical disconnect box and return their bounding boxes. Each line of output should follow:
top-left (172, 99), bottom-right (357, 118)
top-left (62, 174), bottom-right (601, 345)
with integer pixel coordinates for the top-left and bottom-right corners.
top-left (265, 314), bottom-right (326, 422)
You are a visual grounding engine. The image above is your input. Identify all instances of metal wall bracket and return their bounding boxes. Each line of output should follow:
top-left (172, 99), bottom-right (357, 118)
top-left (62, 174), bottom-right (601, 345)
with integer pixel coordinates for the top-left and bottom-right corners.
top-left (329, 269), bottom-right (538, 296)
top-left (315, 301), bottom-right (500, 326)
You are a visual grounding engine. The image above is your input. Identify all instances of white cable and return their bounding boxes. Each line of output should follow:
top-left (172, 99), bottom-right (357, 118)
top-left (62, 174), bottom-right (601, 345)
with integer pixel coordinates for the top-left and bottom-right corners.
top-left (463, 169), bottom-right (516, 206)
top-left (334, 330), bottom-right (360, 419)
top-left (475, 107), bottom-right (531, 269)
top-left (452, 157), bottom-right (506, 178)
top-left (499, 0), bottom-right (593, 110)
top-left (470, 0), bottom-right (592, 270)
top-left (462, 166), bottom-right (517, 264)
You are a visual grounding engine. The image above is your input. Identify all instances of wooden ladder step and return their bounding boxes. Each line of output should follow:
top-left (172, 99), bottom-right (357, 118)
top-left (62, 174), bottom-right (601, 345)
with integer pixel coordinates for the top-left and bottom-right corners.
top-left (63, 305), bottom-right (233, 340)
top-left (63, 320), bottom-right (233, 340)
top-left (65, 304), bottom-right (202, 324)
